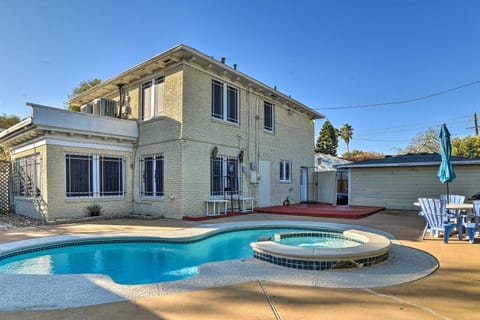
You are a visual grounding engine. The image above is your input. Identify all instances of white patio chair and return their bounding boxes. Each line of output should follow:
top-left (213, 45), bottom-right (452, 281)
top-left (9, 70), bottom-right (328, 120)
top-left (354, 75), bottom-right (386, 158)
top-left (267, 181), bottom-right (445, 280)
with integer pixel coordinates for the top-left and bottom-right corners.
top-left (418, 198), bottom-right (456, 243)
top-left (471, 200), bottom-right (480, 238)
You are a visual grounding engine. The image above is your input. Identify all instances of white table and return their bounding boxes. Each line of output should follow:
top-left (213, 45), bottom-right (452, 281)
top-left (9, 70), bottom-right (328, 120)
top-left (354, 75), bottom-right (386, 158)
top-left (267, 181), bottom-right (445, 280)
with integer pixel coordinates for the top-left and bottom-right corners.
top-left (446, 203), bottom-right (473, 211)
top-left (205, 199), bottom-right (229, 216)
top-left (446, 203), bottom-right (476, 243)
top-left (237, 196), bottom-right (255, 212)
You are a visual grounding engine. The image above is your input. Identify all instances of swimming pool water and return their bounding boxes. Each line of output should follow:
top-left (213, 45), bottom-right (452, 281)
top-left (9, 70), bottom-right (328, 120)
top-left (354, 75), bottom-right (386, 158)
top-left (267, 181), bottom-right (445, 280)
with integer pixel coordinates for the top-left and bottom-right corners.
top-left (277, 236), bottom-right (362, 248)
top-left (0, 228), bottom-right (314, 285)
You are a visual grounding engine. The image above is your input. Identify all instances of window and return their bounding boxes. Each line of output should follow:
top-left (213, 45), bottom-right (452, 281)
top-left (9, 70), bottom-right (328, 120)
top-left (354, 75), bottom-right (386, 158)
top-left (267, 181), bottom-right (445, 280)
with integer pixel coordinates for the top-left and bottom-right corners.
top-left (99, 156), bottom-right (124, 196)
top-left (210, 156), bottom-right (239, 196)
top-left (280, 160), bottom-right (292, 182)
top-left (65, 154), bottom-right (124, 198)
top-left (211, 79), bottom-right (239, 124)
top-left (12, 154), bottom-right (41, 197)
top-left (66, 154), bottom-right (93, 197)
top-left (141, 76), bottom-right (165, 120)
top-left (141, 154), bottom-right (164, 197)
top-left (264, 101), bottom-right (274, 132)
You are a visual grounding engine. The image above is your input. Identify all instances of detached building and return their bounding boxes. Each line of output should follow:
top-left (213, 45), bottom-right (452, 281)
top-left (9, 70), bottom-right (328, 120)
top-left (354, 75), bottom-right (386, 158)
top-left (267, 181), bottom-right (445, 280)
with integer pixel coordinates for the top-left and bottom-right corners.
top-left (337, 153), bottom-right (480, 210)
top-left (0, 44), bottom-right (324, 221)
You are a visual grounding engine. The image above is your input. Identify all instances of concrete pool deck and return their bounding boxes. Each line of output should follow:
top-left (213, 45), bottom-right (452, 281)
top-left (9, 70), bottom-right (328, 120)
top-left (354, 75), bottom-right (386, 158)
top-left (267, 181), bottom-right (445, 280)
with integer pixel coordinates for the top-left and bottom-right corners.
top-left (1, 210), bottom-right (479, 319)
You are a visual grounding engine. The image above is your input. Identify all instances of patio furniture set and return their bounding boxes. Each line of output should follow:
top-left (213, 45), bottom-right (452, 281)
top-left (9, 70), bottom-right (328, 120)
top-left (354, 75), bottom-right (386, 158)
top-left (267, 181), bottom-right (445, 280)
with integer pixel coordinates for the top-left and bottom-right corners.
top-left (417, 195), bottom-right (480, 244)
top-left (205, 195), bottom-right (255, 216)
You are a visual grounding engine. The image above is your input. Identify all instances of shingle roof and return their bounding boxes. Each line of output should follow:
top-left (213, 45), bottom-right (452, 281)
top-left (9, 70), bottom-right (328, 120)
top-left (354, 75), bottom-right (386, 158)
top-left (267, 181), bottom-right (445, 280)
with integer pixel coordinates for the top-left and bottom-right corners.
top-left (337, 153), bottom-right (480, 168)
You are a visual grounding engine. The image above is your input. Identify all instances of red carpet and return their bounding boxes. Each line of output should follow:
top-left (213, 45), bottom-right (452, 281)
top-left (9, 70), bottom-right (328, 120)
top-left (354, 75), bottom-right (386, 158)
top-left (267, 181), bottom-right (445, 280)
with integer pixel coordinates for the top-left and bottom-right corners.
top-left (183, 203), bottom-right (384, 221)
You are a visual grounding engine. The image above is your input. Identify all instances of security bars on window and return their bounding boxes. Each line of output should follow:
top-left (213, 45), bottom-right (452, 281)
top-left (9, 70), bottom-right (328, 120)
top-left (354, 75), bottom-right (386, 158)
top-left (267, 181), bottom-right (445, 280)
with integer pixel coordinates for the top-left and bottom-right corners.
top-left (141, 154), bottom-right (164, 197)
top-left (65, 154), bottom-right (124, 198)
top-left (210, 156), bottom-right (240, 196)
top-left (12, 154), bottom-right (41, 198)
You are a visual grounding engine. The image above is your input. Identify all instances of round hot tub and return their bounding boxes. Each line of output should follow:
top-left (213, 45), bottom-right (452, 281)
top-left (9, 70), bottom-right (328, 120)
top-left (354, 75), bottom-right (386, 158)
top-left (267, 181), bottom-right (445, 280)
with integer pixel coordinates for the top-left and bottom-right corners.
top-left (250, 229), bottom-right (391, 270)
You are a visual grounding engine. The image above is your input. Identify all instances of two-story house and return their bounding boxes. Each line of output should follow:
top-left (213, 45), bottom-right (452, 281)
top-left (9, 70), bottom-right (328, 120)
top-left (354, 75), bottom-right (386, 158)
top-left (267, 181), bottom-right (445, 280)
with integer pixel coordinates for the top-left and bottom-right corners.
top-left (0, 44), bottom-right (324, 221)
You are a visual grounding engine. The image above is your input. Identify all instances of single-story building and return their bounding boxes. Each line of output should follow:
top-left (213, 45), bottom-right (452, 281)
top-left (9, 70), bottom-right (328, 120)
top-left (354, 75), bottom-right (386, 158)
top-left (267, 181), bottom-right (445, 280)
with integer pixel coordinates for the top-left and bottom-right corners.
top-left (336, 153), bottom-right (480, 210)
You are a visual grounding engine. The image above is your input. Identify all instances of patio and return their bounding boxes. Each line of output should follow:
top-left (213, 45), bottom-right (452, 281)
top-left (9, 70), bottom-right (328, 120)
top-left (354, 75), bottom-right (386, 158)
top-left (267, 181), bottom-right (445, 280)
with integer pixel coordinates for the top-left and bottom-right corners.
top-left (183, 203), bottom-right (385, 221)
top-left (0, 209), bottom-right (479, 319)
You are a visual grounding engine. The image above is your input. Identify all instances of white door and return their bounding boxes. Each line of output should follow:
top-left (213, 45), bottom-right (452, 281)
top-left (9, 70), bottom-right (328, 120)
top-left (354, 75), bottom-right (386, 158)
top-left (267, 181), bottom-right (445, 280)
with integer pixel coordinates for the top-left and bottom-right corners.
top-left (300, 167), bottom-right (308, 202)
top-left (258, 161), bottom-right (271, 207)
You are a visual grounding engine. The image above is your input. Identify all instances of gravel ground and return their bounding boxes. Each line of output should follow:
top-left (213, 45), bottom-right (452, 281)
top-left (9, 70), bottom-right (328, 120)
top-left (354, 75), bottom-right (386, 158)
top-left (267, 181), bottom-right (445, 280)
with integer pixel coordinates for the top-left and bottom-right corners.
top-left (0, 213), bottom-right (44, 230)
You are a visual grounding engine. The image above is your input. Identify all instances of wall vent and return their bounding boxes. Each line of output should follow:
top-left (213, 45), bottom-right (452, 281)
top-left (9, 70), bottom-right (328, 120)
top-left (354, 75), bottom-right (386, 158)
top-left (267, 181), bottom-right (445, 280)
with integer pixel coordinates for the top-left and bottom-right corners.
top-left (80, 104), bottom-right (93, 114)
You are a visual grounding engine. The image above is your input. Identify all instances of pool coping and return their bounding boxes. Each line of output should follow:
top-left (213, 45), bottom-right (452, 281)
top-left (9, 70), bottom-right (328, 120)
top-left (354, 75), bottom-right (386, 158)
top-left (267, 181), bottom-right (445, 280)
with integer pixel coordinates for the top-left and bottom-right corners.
top-left (0, 221), bottom-right (438, 311)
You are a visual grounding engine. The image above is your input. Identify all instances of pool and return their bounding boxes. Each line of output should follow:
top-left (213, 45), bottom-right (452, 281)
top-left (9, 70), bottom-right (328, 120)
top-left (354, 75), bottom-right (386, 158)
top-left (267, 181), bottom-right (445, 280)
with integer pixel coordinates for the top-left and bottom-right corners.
top-left (0, 227), bottom-right (319, 285)
top-left (0, 222), bottom-right (392, 285)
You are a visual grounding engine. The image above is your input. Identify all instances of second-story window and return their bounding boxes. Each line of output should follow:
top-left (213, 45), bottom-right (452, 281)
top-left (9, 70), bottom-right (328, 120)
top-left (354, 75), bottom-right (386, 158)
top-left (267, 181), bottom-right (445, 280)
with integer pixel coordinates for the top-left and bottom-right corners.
top-left (211, 79), bottom-right (239, 124)
top-left (141, 76), bottom-right (165, 120)
top-left (264, 101), bottom-right (274, 132)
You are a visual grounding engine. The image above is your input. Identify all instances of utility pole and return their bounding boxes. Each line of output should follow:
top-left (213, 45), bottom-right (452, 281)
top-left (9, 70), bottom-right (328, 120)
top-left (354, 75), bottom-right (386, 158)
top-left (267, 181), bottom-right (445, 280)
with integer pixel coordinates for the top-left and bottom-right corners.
top-left (475, 112), bottom-right (478, 136)
top-left (466, 112), bottom-right (479, 136)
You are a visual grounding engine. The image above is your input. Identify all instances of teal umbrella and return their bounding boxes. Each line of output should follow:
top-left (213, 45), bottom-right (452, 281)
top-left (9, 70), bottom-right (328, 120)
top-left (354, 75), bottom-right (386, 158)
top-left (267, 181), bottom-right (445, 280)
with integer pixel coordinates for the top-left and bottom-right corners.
top-left (437, 123), bottom-right (456, 199)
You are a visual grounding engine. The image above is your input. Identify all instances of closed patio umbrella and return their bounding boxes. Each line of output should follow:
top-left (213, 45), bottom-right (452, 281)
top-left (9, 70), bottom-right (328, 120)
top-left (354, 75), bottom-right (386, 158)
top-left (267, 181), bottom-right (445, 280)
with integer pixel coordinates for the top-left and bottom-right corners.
top-left (437, 123), bottom-right (456, 201)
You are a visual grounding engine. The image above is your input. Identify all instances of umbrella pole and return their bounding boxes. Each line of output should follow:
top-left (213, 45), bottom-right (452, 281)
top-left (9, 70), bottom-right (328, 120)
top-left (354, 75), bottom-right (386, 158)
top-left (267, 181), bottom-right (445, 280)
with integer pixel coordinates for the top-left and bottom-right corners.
top-left (446, 183), bottom-right (450, 204)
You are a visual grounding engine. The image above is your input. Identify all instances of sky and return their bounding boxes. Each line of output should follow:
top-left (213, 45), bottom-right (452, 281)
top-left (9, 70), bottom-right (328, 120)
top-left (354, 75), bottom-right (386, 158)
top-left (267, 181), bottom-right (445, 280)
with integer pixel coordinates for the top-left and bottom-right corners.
top-left (1, 0), bottom-right (480, 155)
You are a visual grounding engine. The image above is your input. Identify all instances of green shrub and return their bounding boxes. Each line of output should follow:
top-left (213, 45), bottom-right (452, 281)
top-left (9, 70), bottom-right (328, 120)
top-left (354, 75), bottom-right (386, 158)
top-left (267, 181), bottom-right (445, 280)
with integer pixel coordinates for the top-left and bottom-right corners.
top-left (86, 203), bottom-right (102, 217)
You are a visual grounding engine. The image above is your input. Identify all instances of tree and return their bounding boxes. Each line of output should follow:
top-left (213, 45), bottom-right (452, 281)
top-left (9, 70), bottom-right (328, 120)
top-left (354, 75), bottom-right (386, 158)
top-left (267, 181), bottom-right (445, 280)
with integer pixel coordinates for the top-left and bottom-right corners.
top-left (339, 123), bottom-right (354, 153)
top-left (402, 128), bottom-right (440, 154)
top-left (66, 78), bottom-right (102, 111)
top-left (0, 114), bottom-right (20, 129)
top-left (0, 114), bottom-right (21, 160)
top-left (316, 120), bottom-right (338, 156)
top-left (452, 135), bottom-right (480, 158)
top-left (341, 150), bottom-right (384, 162)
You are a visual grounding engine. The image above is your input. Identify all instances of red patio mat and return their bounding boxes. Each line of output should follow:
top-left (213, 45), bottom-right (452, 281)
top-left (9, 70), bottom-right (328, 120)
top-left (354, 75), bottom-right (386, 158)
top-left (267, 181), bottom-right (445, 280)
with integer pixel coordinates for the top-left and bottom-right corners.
top-left (254, 203), bottom-right (384, 219)
top-left (183, 203), bottom-right (384, 221)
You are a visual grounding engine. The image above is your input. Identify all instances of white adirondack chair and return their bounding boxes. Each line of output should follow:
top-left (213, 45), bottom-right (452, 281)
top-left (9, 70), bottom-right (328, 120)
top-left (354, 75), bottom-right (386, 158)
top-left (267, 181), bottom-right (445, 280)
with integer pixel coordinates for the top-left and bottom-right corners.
top-left (418, 198), bottom-right (456, 243)
top-left (471, 200), bottom-right (480, 239)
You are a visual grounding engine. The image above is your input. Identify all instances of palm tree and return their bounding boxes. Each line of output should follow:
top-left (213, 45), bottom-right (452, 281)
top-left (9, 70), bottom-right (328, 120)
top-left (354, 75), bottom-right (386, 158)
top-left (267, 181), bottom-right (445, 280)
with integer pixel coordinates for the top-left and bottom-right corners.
top-left (339, 124), bottom-right (354, 153)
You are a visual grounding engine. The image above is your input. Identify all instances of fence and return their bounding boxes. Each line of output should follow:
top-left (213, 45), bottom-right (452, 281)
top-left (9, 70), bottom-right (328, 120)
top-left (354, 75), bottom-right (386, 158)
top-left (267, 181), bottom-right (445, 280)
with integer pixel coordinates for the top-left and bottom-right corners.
top-left (0, 160), bottom-right (11, 213)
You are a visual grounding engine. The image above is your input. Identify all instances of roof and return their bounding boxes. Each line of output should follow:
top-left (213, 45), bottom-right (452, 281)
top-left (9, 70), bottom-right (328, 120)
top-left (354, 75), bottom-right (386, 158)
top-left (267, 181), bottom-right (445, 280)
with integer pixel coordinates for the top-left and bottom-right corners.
top-left (315, 153), bottom-right (351, 171)
top-left (68, 44), bottom-right (324, 120)
top-left (337, 153), bottom-right (480, 169)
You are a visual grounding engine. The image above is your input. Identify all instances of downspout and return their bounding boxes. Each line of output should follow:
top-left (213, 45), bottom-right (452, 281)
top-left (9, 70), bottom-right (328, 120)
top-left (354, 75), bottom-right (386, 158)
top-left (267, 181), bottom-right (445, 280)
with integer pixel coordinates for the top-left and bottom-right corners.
top-left (131, 140), bottom-right (138, 215)
top-left (117, 84), bottom-right (124, 118)
top-left (255, 96), bottom-right (260, 169)
top-left (247, 86), bottom-right (251, 196)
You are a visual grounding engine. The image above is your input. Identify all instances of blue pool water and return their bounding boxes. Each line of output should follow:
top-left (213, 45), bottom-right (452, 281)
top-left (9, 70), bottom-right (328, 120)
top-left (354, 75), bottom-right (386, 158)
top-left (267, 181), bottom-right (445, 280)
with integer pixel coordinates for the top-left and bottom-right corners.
top-left (0, 228), bottom-right (321, 285)
top-left (277, 236), bottom-right (362, 248)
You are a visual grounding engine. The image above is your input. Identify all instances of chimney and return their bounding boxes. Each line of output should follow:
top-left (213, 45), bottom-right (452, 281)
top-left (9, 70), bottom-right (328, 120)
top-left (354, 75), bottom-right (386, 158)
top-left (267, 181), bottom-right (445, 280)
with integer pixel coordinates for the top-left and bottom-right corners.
top-left (221, 57), bottom-right (226, 64)
top-left (233, 64), bottom-right (237, 70)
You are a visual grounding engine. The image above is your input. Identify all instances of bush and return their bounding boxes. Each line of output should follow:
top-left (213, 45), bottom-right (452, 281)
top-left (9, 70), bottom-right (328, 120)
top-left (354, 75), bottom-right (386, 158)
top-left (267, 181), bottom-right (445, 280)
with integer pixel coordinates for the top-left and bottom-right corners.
top-left (86, 203), bottom-right (102, 217)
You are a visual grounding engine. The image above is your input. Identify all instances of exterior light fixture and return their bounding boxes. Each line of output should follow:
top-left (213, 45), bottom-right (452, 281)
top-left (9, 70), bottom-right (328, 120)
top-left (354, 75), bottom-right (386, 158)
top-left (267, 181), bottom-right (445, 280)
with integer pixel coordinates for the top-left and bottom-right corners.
top-left (211, 146), bottom-right (218, 158)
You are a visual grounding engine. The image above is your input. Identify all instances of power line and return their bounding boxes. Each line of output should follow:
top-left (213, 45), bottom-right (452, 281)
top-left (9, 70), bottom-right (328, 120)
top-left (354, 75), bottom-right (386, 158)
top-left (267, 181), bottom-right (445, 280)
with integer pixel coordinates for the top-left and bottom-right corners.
top-left (316, 80), bottom-right (480, 110)
top-left (356, 115), bottom-right (470, 136)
